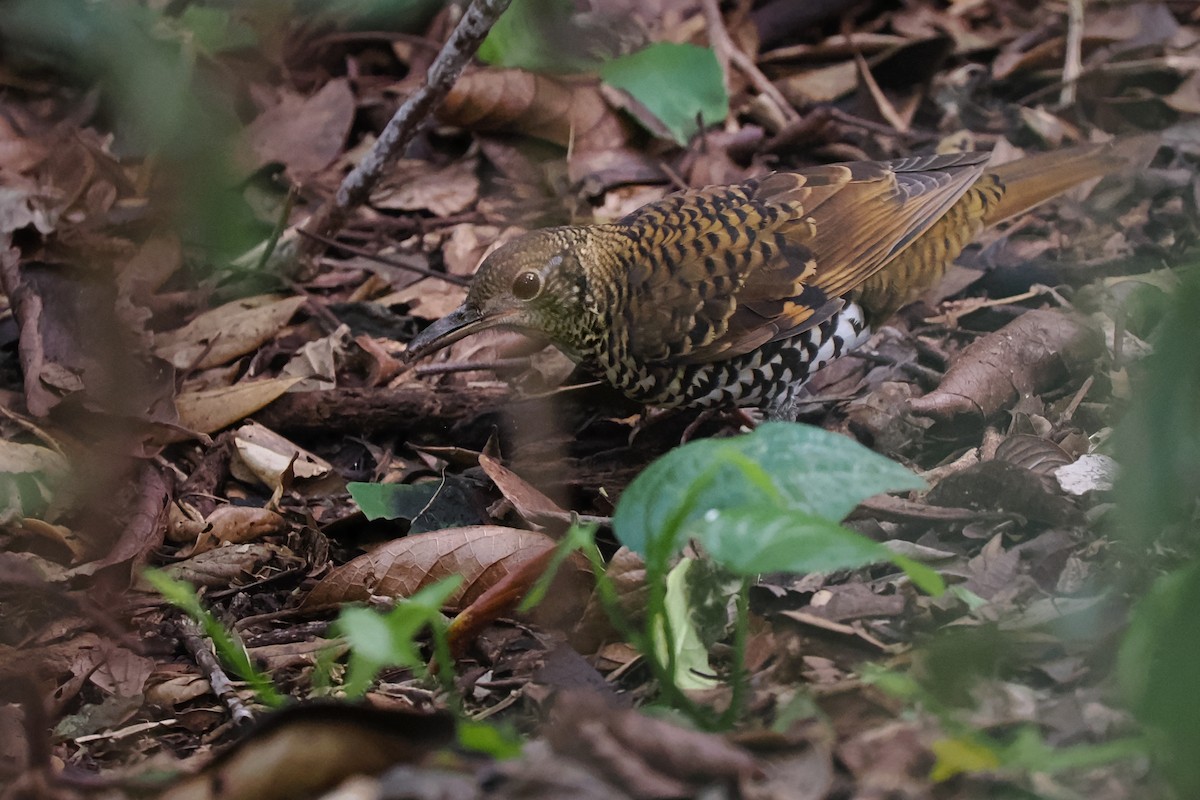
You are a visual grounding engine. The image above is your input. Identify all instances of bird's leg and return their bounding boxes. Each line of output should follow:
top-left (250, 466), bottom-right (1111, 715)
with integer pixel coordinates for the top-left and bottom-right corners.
top-left (680, 407), bottom-right (759, 443)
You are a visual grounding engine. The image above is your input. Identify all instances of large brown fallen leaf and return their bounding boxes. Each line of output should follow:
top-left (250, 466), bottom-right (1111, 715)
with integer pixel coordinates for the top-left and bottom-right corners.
top-left (908, 309), bottom-right (1103, 425)
top-left (303, 527), bottom-right (592, 633)
top-left (438, 68), bottom-right (634, 152)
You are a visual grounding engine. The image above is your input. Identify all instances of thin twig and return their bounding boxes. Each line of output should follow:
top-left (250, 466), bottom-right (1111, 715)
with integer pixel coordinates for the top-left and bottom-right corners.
top-left (700, 0), bottom-right (800, 124)
top-left (299, 228), bottom-right (469, 285)
top-left (1061, 0), bottom-right (1085, 106)
top-left (298, 0), bottom-right (512, 260)
top-left (179, 617), bottom-right (255, 728)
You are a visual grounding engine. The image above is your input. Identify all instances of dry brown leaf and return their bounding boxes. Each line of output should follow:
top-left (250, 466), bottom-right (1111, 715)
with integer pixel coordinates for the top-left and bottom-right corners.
top-left (478, 453), bottom-right (568, 525)
top-left (925, 460), bottom-right (1083, 528)
top-left (168, 505), bottom-right (286, 551)
top-left (382, 279), bottom-right (467, 321)
top-left (439, 68), bottom-right (634, 152)
top-left (155, 542), bottom-right (302, 588)
top-left (154, 295), bottom-right (306, 371)
top-left (303, 526), bottom-right (586, 611)
top-left (174, 376), bottom-right (304, 435)
top-left (907, 310), bottom-right (1103, 425)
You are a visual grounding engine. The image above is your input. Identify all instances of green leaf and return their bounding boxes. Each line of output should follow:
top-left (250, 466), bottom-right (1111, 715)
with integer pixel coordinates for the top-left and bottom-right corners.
top-left (177, 6), bottom-right (258, 54)
top-left (692, 505), bottom-right (894, 576)
top-left (613, 423), bottom-right (926, 566)
top-left (600, 43), bottom-right (728, 145)
top-left (930, 735), bottom-right (1001, 782)
top-left (143, 569), bottom-right (286, 707)
top-left (334, 576), bottom-right (463, 697)
top-left (656, 559), bottom-right (719, 690)
top-left (347, 477), bottom-right (484, 532)
top-left (457, 720), bottom-right (524, 759)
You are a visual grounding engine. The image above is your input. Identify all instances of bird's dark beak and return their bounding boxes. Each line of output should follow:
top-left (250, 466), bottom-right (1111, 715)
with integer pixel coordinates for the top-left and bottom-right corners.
top-left (406, 305), bottom-right (512, 360)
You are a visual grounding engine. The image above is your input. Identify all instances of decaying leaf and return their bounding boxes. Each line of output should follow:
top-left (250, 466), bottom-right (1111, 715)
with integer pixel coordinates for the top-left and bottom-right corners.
top-left (241, 78), bottom-right (356, 177)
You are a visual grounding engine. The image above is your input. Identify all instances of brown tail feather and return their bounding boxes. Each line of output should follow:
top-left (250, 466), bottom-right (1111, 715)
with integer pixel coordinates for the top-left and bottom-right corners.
top-left (984, 136), bottom-right (1155, 225)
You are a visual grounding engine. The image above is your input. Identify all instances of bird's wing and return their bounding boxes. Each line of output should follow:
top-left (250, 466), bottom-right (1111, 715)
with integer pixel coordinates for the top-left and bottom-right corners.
top-left (617, 152), bottom-right (991, 363)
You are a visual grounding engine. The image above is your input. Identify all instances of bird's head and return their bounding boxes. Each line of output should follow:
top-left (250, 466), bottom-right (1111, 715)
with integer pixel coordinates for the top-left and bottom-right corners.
top-left (406, 228), bottom-right (599, 361)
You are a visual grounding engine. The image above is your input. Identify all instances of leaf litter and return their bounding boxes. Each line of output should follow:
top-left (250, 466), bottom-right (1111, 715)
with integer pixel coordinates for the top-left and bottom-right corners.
top-left (0, 0), bottom-right (1198, 798)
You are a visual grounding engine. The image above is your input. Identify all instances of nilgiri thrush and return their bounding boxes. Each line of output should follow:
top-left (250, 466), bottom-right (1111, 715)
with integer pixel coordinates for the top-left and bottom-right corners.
top-left (407, 142), bottom-right (1132, 418)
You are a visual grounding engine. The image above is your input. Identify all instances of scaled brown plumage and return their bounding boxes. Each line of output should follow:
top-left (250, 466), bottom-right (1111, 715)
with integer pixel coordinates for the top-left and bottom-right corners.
top-left (408, 142), bottom-right (1134, 418)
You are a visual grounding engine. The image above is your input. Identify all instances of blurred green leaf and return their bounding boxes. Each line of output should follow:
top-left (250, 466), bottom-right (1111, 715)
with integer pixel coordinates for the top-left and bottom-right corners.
top-left (0, 0), bottom-right (264, 262)
top-left (456, 719), bottom-right (523, 759)
top-left (1118, 562), bottom-right (1200, 795)
top-left (657, 558), bottom-right (719, 690)
top-left (177, 7), bottom-right (259, 54)
top-left (929, 735), bottom-right (1001, 782)
top-left (1113, 266), bottom-right (1200, 552)
top-left (600, 43), bottom-right (728, 145)
top-left (478, 0), bottom-right (604, 73)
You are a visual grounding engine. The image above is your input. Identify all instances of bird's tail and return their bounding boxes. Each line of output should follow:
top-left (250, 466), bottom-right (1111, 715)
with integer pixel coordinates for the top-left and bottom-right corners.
top-left (984, 135), bottom-right (1156, 225)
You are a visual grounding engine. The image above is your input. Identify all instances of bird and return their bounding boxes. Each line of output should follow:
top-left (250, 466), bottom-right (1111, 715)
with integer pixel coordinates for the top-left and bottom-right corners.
top-left (406, 141), bottom-right (1136, 419)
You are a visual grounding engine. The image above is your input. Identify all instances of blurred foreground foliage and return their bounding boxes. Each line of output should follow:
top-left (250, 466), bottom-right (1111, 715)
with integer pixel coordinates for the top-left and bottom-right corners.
top-left (1113, 266), bottom-right (1200, 796)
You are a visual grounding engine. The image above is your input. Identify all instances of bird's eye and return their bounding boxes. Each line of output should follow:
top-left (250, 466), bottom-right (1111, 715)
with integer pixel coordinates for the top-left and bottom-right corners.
top-left (512, 271), bottom-right (542, 300)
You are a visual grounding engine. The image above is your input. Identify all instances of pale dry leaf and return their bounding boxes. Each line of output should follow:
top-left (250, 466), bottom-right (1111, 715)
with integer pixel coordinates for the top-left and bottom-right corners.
top-left (233, 421), bottom-right (332, 485)
top-left (174, 376), bottom-right (303, 435)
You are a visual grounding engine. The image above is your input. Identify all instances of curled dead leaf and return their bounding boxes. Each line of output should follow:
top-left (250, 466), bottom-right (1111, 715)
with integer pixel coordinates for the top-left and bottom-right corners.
top-left (439, 68), bottom-right (634, 152)
top-left (168, 505), bottom-right (286, 554)
top-left (908, 310), bottom-right (1103, 425)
